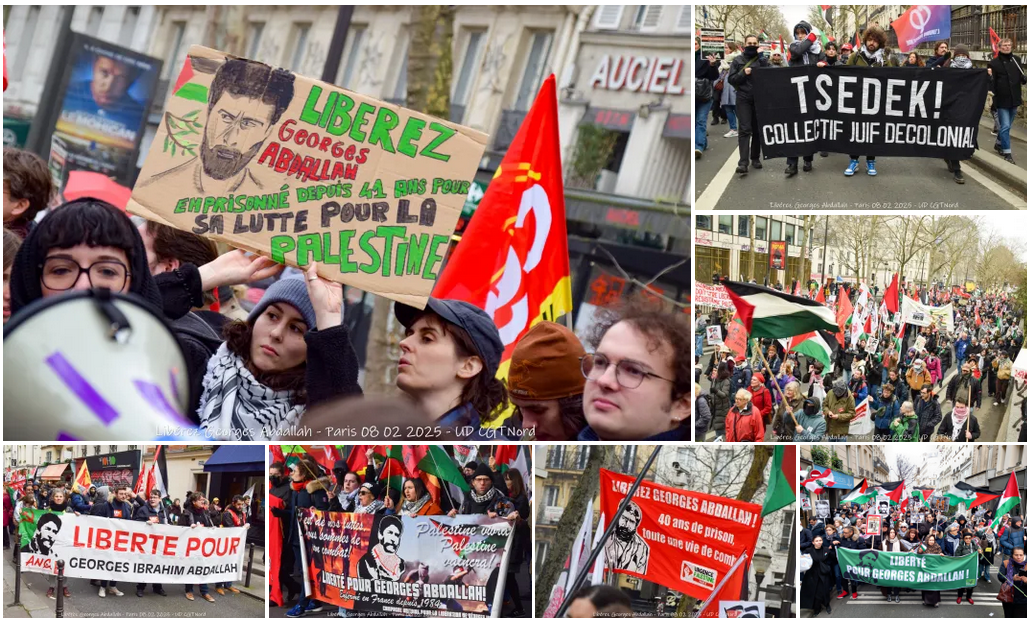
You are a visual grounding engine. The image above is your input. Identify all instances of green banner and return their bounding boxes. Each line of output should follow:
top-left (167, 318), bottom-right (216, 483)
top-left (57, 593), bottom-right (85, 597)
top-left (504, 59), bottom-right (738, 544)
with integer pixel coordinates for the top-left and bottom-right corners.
top-left (837, 548), bottom-right (978, 591)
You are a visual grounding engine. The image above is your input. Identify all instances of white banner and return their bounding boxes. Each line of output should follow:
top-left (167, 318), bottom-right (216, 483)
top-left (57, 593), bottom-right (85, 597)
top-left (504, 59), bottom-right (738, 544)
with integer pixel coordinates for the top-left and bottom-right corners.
top-left (900, 297), bottom-right (954, 332)
top-left (719, 601), bottom-right (765, 618)
top-left (694, 282), bottom-right (735, 309)
top-left (20, 513), bottom-right (246, 584)
top-left (848, 397), bottom-right (873, 436)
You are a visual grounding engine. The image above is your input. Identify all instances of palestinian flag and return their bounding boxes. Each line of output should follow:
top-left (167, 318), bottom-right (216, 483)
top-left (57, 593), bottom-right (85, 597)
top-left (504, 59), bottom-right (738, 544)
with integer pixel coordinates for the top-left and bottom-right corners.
top-left (876, 480), bottom-right (905, 505)
top-left (413, 445), bottom-right (470, 504)
top-left (721, 280), bottom-right (840, 339)
top-left (763, 446), bottom-right (796, 516)
top-left (345, 445), bottom-right (376, 476)
top-left (820, 5), bottom-right (834, 27)
top-left (911, 488), bottom-right (934, 504)
top-left (376, 446), bottom-right (408, 492)
top-left (989, 472), bottom-right (1021, 530)
top-left (841, 479), bottom-right (872, 504)
top-left (453, 445), bottom-right (478, 468)
top-left (948, 482), bottom-right (1000, 509)
top-left (789, 330), bottom-right (838, 372)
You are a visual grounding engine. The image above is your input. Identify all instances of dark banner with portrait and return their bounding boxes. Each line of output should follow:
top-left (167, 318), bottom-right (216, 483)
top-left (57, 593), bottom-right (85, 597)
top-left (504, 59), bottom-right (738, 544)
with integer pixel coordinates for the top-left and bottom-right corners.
top-left (297, 509), bottom-right (514, 617)
top-left (751, 66), bottom-right (988, 159)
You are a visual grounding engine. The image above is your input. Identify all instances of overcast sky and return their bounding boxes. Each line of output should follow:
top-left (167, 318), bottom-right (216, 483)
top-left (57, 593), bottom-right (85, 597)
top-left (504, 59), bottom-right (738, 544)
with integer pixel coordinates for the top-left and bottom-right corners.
top-left (780, 5), bottom-right (811, 29)
top-left (884, 445), bottom-right (935, 477)
top-left (975, 214), bottom-right (1027, 260)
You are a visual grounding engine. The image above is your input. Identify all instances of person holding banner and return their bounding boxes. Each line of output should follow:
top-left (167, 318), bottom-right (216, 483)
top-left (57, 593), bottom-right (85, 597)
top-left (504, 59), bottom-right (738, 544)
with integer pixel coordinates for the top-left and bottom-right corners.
top-left (876, 527), bottom-right (912, 602)
top-left (38, 489), bottom-right (75, 600)
top-left (918, 534), bottom-right (945, 607)
top-left (784, 21), bottom-right (822, 176)
top-left (216, 495), bottom-right (248, 595)
top-left (988, 38), bottom-right (1026, 165)
top-left (998, 546), bottom-right (1027, 617)
top-left (180, 493), bottom-right (217, 603)
top-left (955, 530), bottom-right (983, 604)
top-left (394, 478), bottom-right (442, 517)
top-left (133, 488), bottom-right (170, 598)
top-left (842, 25), bottom-right (895, 178)
top-left (836, 525), bottom-right (866, 599)
top-left (942, 45), bottom-right (976, 184)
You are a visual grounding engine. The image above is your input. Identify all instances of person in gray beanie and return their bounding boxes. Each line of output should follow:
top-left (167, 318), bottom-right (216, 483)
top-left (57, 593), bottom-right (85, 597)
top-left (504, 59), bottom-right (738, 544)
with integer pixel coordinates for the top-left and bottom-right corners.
top-left (197, 264), bottom-right (362, 440)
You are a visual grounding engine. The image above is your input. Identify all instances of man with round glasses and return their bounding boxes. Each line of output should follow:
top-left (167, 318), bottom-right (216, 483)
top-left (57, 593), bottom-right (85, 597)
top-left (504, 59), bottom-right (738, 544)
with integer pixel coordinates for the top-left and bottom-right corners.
top-left (577, 297), bottom-right (691, 441)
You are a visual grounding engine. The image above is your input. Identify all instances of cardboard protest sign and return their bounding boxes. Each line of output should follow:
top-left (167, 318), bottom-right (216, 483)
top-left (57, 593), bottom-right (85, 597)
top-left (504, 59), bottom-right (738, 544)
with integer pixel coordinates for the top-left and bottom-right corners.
top-left (20, 511), bottom-right (245, 583)
top-left (128, 46), bottom-right (488, 309)
top-left (751, 67), bottom-right (988, 159)
top-left (865, 336), bottom-right (880, 354)
top-left (297, 509), bottom-right (513, 617)
top-left (706, 325), bottom-right (724, 346)
top-left (599, 468), bottom-right (763, 602)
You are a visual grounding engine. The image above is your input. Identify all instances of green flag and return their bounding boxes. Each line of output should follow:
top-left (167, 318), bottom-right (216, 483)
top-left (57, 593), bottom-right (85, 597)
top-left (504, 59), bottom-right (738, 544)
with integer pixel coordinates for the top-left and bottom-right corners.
top-left (762, 445), bottom-right (796, 516)
top-left (418, 446), bottom-right (470, 492)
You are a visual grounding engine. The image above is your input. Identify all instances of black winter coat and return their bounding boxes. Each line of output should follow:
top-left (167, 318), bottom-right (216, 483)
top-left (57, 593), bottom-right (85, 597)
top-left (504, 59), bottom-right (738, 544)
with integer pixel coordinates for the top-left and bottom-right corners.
top-left (936, 412), bottom-right (981, 442)
top-left (134, 502), bottom-right (168, 524)
top-left (727, 52), bottom-right (769, 96)
top-left (270, 478), bottom-right (331, 547)
top-left (989, 53), bottom-right (1026, 109)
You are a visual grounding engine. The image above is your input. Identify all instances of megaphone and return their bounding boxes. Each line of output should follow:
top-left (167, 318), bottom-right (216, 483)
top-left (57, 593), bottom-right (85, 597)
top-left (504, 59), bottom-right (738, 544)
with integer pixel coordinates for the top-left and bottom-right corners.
top-left (4, 288), bottom-right (197, 440)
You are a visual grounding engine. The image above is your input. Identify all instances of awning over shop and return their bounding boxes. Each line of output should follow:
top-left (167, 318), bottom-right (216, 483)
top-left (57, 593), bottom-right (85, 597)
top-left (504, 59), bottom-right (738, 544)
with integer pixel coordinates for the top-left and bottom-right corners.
top-left (663, 113), bottom-right (690, 139)
top-left (564, 188), bottom-right (689, 238)
top-left (203, 445), bottom-right (265, 473)
top-left (40, 463), bottom-right (71, 480)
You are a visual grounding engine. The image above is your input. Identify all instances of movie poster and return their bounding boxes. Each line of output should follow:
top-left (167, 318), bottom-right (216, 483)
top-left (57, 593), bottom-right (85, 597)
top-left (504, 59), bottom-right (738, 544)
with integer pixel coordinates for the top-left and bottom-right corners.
top-left (298, 509), bottom-right (513, 617)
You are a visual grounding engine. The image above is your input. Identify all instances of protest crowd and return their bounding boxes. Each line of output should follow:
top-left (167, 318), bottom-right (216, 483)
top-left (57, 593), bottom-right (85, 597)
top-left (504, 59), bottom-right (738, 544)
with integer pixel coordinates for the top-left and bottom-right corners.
top-left (4, 467), bottom-right (255, 604)
top-left (800, 492), bottom-right (1027, 618)
top-left (696, 277), bottom-right (1024, 443)
top-left (3, 145), bottom-right (690, 443)
top-left (267, 445), bottom-right (531, 618)
top-left (695, 13), bottom-right (1026, 184)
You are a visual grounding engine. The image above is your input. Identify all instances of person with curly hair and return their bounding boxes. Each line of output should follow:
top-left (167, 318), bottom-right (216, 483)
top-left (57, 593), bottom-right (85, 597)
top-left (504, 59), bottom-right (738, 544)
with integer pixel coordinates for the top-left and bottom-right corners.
top-left (844, 26), bottom-right (896, 177)
top-left (577, 295), bottom-right (691, 440)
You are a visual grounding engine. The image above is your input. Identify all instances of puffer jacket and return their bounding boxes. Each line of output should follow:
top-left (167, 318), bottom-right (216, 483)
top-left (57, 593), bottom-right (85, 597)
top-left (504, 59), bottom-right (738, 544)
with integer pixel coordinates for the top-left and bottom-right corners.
top-left (710, 377), bottom-right (733, 435)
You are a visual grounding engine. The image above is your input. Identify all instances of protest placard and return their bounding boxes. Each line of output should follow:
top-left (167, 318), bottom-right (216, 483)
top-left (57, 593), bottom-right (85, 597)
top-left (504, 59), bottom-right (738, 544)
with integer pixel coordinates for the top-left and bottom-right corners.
top-left (19, 511), bottom-right (245, 583)
top-left (815, 500), bottom-right (830, 518)
top-left (751, 67), bottom-right (988, 160)
top-left (128, 45), bottom-right (488, 309)
top-left (706, 325), bottom-right (724, 346)
top-left (865, 514), bottom-right (881, 536)
top-left (297, 509), bottom-right (512, 617)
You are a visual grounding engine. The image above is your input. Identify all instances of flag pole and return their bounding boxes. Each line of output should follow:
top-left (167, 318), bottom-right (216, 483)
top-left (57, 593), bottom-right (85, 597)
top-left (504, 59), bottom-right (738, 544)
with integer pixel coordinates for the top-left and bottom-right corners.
top-left (753, 338), bottom-right (800, 429)
top-left (693, 550), bottom-right (750, 618)
top-left (553, 446), bottom-right (663, 618)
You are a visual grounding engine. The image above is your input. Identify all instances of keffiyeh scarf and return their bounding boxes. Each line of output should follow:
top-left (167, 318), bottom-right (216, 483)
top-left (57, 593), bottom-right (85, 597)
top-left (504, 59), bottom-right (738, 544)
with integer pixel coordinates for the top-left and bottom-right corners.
top-left (859, 46), bottom-right (885, 66)
top-left (470, 486), bottom-right (498, 505)
top-left (951, 56), bottom-right (973, 69)
top-left (357, 499), bottom-right (385, 514)
top-left (198, 343), bottom-right (305, 441)
top-left (401, 494), bottom-right (432, 515)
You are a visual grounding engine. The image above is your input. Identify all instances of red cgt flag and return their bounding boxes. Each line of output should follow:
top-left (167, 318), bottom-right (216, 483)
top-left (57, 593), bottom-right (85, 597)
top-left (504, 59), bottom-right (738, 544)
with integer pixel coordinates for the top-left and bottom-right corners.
top-left (432, 74), bottom-right (572, 393)
top-left (990, 27), bottom-right (1001, 58)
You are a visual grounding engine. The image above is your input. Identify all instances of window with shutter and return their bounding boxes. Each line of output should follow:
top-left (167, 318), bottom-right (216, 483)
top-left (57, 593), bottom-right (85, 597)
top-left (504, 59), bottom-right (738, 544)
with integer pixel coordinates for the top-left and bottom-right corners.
top-left (594, 5), bottom-right (624, 30)
top-left (638, 5), bottom-right (663, 32)
top-left (675, 6), bottom-right (690, 32)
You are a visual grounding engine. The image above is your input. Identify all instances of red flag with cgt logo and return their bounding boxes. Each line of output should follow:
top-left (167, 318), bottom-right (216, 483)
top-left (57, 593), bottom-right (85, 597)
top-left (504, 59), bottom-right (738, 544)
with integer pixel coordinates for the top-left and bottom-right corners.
top-left (432, 74), bottom-right (572, 421)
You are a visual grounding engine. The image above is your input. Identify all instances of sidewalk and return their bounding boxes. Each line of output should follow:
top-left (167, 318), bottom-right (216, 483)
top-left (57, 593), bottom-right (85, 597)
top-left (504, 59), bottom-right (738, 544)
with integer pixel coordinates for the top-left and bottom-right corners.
top-left (237, 544), bottom-right (266, 603)
top-left (970, 112), bottom-right (1027, 199)
top-left (3, 550), bottom-right (55, 618)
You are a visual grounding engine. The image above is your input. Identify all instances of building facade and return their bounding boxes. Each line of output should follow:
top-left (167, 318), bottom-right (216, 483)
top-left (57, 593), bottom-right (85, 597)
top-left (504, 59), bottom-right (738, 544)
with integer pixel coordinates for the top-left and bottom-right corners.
top-left (695, 214), bottom-right (812, 287)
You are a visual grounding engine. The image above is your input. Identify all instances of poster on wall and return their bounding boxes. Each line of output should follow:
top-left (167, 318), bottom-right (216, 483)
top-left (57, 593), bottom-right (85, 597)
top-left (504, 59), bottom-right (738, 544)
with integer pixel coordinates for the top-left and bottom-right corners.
top-left (84, 450), bottom-right (141, 490)
top-left (769, 241), bottom-right (787, 271)
top-left (42, 32), bottom-right (162, 186)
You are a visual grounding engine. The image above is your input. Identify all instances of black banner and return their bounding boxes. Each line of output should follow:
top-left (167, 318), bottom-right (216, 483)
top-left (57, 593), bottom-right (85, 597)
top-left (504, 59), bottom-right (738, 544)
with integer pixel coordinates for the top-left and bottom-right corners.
top-left (751, 66), bottom-right (988, 159)
top-left (84, 450), bottom-right (141, 490)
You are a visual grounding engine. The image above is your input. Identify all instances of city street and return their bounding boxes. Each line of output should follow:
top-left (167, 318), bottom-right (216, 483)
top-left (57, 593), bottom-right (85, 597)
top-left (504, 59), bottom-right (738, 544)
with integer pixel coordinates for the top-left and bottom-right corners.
top-left (801, 564), bottom-right (1004, 618)
top-left (696, 347), bottom-right (1011, 442)
top-left (3, 549), bottom-right (266, 618)
top-left (695, 124), bottom-right (1027, 210)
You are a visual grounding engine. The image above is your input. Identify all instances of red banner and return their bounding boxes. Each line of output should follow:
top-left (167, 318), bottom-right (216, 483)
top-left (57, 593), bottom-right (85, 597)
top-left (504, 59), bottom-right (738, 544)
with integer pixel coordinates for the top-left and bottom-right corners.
top-left (724, 311), bottom-right (749, 357)
top-left (599, 469), bottom-right (763, 601)
top-left (268, 493), bottom-right (284, 606)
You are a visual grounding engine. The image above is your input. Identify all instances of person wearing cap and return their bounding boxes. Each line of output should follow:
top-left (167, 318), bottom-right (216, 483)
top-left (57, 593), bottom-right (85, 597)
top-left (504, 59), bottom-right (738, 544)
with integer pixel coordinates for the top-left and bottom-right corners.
top-left (394, 298), bottom-right (512, 440)
top-left (355, 481), bottom-right (387, 514)
top-left (507, 321), bottom-right (587, 441)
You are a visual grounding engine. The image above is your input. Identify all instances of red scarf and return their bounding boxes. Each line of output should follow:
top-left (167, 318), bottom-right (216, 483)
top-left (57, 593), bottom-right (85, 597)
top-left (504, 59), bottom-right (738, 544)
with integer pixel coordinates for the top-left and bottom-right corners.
top-left (226, 508), bottom-right (244, 526)
top-left (290, 480), bottom-right (309, 492)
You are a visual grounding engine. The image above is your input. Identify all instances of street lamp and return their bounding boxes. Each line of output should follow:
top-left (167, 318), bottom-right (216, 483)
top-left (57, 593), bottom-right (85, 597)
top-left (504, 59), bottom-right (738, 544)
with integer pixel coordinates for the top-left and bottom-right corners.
top-left (752, 550), bottom-right (773, 600)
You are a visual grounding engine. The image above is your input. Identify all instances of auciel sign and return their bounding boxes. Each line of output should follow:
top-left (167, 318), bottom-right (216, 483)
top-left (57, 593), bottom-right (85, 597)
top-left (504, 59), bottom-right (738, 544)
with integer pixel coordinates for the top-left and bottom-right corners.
top-left (589, 55), bottom-right (687, 95)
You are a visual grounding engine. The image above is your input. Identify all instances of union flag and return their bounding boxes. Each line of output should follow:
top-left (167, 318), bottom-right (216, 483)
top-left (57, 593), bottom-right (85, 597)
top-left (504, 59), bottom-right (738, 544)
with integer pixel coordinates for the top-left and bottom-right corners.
top-left (432, 74), bottom-right (572, 424)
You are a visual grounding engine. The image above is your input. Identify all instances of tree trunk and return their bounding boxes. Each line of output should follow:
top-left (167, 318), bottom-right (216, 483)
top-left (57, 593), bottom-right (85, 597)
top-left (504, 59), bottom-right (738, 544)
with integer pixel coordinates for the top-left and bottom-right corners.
top-left (677, 446), bottom-right (772, 615)
top-left (362, 6), bottom-right (454, 396)
top-left (536, 446), bottom-right (610, 617)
